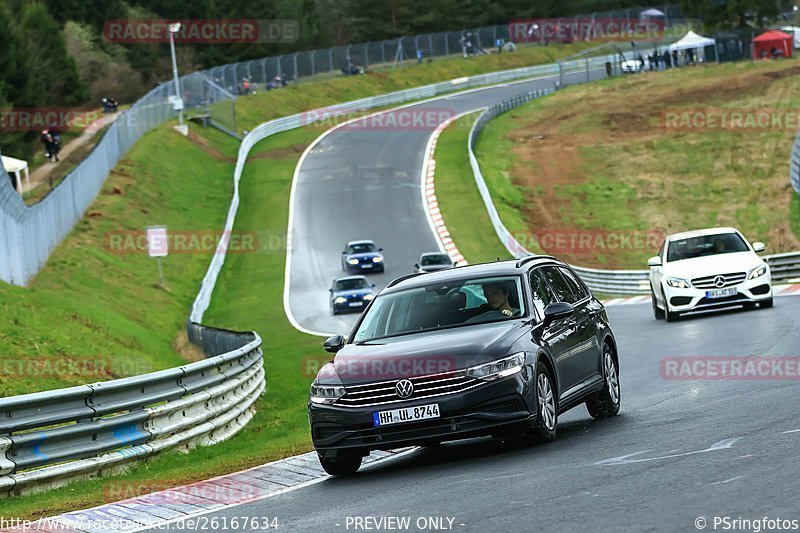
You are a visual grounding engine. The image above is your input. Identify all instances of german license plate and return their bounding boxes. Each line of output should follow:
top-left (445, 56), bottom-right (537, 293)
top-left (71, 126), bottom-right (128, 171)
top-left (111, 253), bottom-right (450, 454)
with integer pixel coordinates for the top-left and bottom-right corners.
top-left (348, 302), bottom-right (363, 307)
top-left (360, 264), bottom-right (373, 268)
top-left (706, 287), bottom-right (737, 299)
top-left (373, 404), bottom-right (440, 427)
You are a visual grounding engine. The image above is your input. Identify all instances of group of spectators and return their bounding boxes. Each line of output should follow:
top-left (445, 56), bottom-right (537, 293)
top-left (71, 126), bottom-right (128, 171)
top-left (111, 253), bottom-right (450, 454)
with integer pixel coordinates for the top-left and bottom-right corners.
top-left (637, 48), bottom-right (698, 72)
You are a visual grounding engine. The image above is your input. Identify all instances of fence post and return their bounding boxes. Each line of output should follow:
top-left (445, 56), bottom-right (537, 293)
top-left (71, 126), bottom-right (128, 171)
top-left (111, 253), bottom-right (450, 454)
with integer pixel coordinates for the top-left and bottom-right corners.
top-left (328, 48), bottom-right (334, 72)
top-left (310, 50), bottom-right (316, 76)
top-left (276, 56), bottom-right (282, 78)
top-left (364, 44), bottom-right (369, 69)
top-left (293, 53), bottom-right (299, 80)
top-left (444, 33), bottom-right (449, 56)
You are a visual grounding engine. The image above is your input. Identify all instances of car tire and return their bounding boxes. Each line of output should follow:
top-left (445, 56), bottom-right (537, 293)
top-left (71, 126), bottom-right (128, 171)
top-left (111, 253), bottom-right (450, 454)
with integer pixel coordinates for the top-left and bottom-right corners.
top-left (760, 297), bottom-right (774, 309)
top-left (651, 287), bottom-right (664, 320)
top-left (318, 452), bottom-right (362, 476)
top-left (525, 362), bottom-right (557, 443)
top-left (586, 343), bottom-right (621, 419)
top-left (663, 287), bottom-right (680, 322)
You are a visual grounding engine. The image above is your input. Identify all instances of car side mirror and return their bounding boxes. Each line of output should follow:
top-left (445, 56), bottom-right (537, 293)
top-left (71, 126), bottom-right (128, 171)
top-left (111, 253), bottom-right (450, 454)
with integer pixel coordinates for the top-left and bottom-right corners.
top-left (453, 261), bottom-right (458, 267)
top-left (341, 251), bottom-right (347, 254)
top-left (753, 242), bottom-right (766, 253)
top-left (371, 283), bottom-right (376, 288)
top-left (647, 256), bottom-right (662, 267)
top-left (323, 334), bottom-right (345, 353)
top-left (414, 263), bottom-right (420, 269)
top-left (542, 302), bottom-right (574, 328)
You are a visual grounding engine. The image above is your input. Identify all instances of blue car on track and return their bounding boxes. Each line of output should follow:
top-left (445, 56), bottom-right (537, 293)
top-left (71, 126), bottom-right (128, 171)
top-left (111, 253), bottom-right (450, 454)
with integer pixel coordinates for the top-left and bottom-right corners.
top-left (330, 276), bottom-right (376, 315)
top-left (341, 240), bottom-right (385, 273)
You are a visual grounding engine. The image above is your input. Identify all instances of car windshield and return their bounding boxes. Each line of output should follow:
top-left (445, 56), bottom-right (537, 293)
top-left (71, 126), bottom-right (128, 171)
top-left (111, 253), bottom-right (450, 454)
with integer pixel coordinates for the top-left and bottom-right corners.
top-left (348, 243), bottom-right (377, 254)
top-left (421, 254), bottom-right (450, 266)
top-left (353, 275), bottom-right (525, 343)
top-left (667, 233), bottom-right (749, 262)
top-left (335, 278), bottom-right (370, 291)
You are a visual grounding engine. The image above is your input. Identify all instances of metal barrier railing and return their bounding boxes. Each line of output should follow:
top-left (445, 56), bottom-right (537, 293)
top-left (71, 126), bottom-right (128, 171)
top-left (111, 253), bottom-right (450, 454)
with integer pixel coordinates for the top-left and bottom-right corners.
top-left (0, 326), bottom-right (264, 497)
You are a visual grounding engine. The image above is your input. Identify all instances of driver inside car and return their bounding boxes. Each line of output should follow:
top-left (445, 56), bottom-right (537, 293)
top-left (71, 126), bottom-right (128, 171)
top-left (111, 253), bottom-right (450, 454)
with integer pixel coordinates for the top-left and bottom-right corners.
top-left (464, 282), bottom-right (520, 323)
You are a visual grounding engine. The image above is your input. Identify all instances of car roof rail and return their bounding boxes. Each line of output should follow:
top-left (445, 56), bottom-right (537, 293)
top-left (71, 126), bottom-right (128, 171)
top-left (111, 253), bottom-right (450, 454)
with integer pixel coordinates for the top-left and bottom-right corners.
top-left (386, 272), bottom-right (425, 288)
top-left (515, 255), bottom-right (559, 268)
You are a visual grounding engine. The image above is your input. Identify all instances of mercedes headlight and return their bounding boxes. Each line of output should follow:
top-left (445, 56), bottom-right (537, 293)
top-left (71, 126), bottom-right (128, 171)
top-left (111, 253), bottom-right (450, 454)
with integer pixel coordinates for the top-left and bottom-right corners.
top-left (310, 382), bottom-right (346, 404)
top-left (666, 277), bottom-right (691, 289)
top-left (347, 258), bottom-right (359, 265)
top-left (363, 294), bottom-right (375, 301)
top-left (334, 296), bottom-right (347, 304)
top-left (372, 256), bottom-right (383, 263)
top-left (748, 264), bottom-right (767, 280)
top-left (466, 352), bottom-right (525, 381)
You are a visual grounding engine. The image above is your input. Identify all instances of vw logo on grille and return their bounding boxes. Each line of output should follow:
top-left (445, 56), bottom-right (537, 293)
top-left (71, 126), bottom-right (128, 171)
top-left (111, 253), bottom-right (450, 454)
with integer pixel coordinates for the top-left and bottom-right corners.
top-left (395, 379), bottom-right (414, 399)
top-left (714, 275), bottom-right (726, 288)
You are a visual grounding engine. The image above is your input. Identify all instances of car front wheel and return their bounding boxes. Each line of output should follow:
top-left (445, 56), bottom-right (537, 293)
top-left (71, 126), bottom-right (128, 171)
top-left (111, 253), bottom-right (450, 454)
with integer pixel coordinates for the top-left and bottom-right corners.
top-left (526, 362), bottom-right (557, 443)
top-left (586, 343), bottom-right (620, 419)
top-left (318, 452), bottom-right (362, 476)
top-left (651, 287), bottom-right (664, 320)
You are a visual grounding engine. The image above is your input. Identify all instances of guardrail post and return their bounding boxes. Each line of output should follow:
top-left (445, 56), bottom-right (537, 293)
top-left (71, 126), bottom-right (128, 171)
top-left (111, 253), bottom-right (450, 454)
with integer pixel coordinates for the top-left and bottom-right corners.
top-left (0, 437), bottom-right (14, 475)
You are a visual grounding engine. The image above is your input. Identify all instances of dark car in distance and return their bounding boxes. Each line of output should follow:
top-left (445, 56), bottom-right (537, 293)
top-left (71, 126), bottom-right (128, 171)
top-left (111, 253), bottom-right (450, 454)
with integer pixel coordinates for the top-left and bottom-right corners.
top-left (330, 276), bottom-right (376, 315)
top-left (342, 240), bottom-right (385, 273)
top-left (308, 256), bottom-right (621, 475)
top-left (414, 252), bottom-right (455, 273)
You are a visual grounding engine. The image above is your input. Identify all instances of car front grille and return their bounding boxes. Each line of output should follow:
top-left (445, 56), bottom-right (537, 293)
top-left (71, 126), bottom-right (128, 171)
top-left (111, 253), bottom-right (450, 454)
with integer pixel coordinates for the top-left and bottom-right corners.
top-left (692, 272), bottom-right (746, 289)
top-left (336, 371), bottom-right (482, 408)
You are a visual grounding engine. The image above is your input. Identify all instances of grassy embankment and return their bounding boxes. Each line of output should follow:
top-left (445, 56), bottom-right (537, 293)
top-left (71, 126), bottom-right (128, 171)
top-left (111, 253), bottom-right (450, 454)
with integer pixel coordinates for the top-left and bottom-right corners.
top-left (435, 58), bottom-right (800, 269)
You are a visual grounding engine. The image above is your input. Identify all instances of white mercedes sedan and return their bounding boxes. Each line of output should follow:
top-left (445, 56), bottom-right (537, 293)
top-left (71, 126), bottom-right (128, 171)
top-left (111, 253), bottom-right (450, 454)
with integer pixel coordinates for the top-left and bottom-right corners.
top-left (648, 227), bottom-right (772, 321)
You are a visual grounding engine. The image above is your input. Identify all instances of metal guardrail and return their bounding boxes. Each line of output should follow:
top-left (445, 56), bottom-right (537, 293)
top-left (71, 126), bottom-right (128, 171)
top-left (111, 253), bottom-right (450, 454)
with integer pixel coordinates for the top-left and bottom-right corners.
top-left (0, 326), bottom-right (264, 496)
top-left (467, 89), bottom-right (800, 295)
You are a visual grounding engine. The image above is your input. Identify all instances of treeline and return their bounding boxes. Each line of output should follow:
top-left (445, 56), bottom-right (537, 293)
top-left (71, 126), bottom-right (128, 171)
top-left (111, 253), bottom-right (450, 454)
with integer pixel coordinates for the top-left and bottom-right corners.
top-left (0, 0), bottom-right (781, 160)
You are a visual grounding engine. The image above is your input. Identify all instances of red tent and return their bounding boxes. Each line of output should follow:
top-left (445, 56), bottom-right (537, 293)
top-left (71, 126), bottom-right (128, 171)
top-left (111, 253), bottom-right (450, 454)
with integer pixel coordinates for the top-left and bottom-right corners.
top-left (753, 30), bottom-right (793, 58)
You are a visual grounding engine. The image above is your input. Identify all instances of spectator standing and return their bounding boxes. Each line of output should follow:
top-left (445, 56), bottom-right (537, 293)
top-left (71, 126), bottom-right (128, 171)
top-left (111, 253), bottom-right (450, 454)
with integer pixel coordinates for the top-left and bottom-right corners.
top-left (672, 49), bottom-right (679, 67)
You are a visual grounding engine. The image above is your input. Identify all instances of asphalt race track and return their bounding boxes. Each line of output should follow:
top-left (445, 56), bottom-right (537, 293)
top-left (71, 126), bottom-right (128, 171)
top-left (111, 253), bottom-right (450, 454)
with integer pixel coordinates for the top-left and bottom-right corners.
top-left (285, 69), bottom-right (607, 336)
top-left (147, 299), bottom-right (800, 532)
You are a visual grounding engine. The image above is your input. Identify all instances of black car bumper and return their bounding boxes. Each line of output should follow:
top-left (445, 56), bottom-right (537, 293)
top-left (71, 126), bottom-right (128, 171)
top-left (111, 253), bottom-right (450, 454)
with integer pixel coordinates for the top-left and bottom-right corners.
top-left (333, 301), bottom-right (368, 313)
top-left (309, 370), bottom-right (536, 458)
top-left (346, 263), bottom-right (384, 273)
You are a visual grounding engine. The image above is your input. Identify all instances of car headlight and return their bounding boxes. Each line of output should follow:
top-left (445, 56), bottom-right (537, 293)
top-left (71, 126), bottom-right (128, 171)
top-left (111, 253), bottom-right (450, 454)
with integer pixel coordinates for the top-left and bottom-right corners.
top-left (748, 264), bottom-right (767, 280)
top-left (333, 296), bottom-right (347, 304)
top-left (363, 293), bottom-right (374, 301)
top-left (666, 277), bottom-right (691, 289)
top-left (372, 256), bottom-right (383, 263)
top-left (347, 258), bottom-right (359, 265)
top-left (466, 352), bottom-right (525, 381)
top-left (310, 382), bottom-right (346, 404)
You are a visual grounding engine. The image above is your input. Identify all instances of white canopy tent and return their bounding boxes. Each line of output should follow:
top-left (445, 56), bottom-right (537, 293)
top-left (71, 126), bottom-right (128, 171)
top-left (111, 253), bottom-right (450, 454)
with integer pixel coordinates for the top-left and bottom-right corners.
top-left (668, 31), bottom-right (716, 51)
top-left (2, 155), bottom-right (30, 195)
top-left (779, 26), bottom-right (800, 48)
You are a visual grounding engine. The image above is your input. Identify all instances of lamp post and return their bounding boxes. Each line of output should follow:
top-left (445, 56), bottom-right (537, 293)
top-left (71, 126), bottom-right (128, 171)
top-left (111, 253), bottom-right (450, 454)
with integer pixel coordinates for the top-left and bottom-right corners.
top-left (168, 22), bottom-right (184, 127)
